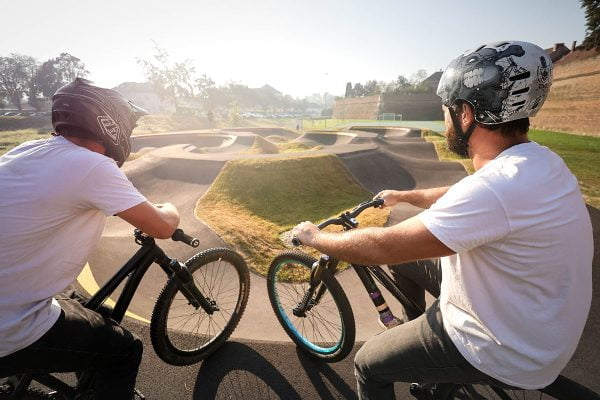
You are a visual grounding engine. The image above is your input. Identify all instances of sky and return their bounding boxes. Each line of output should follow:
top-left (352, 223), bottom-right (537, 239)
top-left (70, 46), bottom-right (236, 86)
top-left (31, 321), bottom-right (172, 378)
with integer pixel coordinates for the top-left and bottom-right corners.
top-left (1, 0), bottom-right (587, 98)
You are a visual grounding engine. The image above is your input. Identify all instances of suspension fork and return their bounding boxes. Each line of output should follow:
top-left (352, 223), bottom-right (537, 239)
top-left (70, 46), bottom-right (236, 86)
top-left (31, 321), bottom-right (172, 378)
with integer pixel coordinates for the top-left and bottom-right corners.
top-left (157, 255), bottom-right (218, 315)
top-left (292, 254), bottom-right (332, 317)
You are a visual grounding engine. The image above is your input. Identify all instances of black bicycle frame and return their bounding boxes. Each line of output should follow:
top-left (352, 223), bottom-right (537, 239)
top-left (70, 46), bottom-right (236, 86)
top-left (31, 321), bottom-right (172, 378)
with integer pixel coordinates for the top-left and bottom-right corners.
top-left (352, 264), bottom-right (424, 317)
top-left (302, 254), bottom-right (425, 320)
top-left (85, 232), bottom-right (215, 323)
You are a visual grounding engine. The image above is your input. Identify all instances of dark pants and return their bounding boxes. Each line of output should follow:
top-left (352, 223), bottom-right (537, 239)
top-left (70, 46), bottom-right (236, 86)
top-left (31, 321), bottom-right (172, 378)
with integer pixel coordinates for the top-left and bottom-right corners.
top-left (354, 260), bottom-right (507, 400)
top-left (0, 291), bottom-right (142, 400)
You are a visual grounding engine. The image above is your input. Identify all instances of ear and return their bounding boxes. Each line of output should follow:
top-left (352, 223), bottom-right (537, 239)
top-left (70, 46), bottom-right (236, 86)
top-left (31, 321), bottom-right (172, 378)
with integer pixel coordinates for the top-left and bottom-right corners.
top-left (460, 102), bottom-right (475, 129)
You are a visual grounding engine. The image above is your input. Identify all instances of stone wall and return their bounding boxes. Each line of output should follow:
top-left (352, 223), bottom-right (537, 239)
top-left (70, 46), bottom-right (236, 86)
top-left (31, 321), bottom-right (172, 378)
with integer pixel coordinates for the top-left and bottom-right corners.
top-left (379, 92), bottom-right (443, 120)
top-left (333, 95), bottom-right (380, 119)
top-left (531, 52), bottom-right (600, 136)
top-left (333, 92), bottom-right (442, 120)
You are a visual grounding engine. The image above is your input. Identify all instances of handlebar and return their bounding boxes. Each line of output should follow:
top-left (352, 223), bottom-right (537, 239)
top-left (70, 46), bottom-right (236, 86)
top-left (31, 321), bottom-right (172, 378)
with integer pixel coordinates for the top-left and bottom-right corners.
top-left (171, 229), bottom-right (200, 248)
top-left (291, 198), bottom-right (384, 247)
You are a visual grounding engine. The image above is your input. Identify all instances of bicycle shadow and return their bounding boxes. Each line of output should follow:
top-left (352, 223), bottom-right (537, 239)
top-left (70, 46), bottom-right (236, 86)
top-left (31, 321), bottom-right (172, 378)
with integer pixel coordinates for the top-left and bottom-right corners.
top-left (192, 341), bottom-right (357, 399)
top-left (192, 341), bottom-right (301, 399)
top-left (295, 347), bottom-right (357, 400)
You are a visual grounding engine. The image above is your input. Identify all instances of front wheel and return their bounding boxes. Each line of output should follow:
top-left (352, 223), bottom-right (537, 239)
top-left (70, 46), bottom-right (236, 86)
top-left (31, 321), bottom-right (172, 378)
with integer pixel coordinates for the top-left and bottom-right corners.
top-left (442, 375), bottom-right (600, 400)
top-left (150, 248), bottom-right (250, 366)
top-left (267, 251), bottom-right (355, 362)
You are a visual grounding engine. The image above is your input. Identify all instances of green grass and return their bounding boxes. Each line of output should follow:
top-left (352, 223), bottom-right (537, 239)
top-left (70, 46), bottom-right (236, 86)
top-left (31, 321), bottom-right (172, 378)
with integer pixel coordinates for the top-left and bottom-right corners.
top-left (422, 128), bottom-right (600, 208)
top-left (530, 129), bottom-right (600, 208)
top-left (0, 129), bottom-right (52, 155)
top-left (195, 155), bottom-right (390, 275)
top-left (421, 129), bottom-right (475, 174)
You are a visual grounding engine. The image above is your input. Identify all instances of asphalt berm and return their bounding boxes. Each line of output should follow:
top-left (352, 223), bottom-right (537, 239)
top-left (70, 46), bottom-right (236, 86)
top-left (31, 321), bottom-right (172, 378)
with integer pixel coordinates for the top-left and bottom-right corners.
top-left (82, 126), bottom-right (599, 399)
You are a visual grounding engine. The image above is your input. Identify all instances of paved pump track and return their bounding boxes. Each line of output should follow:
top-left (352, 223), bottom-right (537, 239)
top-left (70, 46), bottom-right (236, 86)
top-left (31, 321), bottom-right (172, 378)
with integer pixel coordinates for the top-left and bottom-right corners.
top-left (79, 125), bottom-right (600, 397)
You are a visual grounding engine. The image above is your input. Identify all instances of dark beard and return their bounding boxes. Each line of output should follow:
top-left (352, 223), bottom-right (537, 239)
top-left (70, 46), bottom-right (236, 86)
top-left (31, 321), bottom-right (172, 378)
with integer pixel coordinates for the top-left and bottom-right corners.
top-left (445, 124), bottom-right (469, 158)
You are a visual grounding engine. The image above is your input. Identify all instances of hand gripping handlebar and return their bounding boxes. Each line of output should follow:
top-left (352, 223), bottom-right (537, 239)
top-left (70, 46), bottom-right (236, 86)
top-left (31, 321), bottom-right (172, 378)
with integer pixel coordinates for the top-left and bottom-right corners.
top-left (291, 198), bottom-right (384, 247)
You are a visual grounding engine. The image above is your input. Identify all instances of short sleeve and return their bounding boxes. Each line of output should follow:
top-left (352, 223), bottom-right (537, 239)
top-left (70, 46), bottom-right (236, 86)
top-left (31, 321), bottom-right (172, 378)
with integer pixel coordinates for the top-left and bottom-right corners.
top-left (418, 176), bottom-right (510, 253)
top-left (77, 159), bottom-right (147, 216)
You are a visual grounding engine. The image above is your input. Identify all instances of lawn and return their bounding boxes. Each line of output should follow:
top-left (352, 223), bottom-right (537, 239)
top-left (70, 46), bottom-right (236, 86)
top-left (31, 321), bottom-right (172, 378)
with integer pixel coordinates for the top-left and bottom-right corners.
top-left (422, 128), bottom-right (600, 208)
top-left (195, 155), bottom-right (390, 276)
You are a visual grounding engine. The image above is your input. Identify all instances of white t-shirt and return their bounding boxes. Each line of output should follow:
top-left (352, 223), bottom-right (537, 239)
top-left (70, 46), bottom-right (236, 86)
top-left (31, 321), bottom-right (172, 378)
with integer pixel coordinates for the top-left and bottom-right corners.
top-left (419, 141), bottom-right (593, 389)
top-left (0, 136), bottom-right (146, 356)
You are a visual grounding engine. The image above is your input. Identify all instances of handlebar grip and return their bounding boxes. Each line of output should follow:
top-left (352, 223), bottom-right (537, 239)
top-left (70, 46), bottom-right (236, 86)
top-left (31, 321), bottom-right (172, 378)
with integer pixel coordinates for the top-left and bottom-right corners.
top-left (373, 197), bottom-right (385, 208)
top-left (291, 236), bottom-right (302, 247)
top-left (171, 229), bottom-right (200, 248)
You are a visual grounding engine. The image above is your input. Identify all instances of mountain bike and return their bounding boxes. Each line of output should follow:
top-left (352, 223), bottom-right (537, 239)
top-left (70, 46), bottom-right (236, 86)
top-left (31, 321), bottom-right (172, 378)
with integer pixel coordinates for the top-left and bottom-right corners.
top-left (266, 199), bottom-right (600, 400)
top-left (1, 228), bottom-right (250, 399)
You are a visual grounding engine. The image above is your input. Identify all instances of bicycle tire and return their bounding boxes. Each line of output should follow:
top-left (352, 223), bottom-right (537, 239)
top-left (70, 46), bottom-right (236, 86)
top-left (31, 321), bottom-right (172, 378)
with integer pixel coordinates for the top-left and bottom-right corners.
top-left (442, 374), bottom-right (600, 400)
top-left (150, 248), bottom-right (250, 366)
top-left (267, 250), bottom-right (355, 362)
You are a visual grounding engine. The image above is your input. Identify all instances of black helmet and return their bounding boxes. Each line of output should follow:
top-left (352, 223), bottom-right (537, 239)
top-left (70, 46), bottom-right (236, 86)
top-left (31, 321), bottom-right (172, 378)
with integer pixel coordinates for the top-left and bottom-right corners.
top-left (437, 41), bottom-right (553, 124)
top-left (52, 78), bottom-right (148, 167)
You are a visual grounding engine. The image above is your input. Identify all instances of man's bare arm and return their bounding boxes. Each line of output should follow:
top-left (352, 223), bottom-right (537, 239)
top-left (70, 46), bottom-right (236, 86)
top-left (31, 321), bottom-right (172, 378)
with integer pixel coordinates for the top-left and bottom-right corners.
top-left (376, 186), bottom-right (450, 209)
top-left (292, 216), bottom-right (454, 265)
top-left (117, 202), bottom-right (180, 239)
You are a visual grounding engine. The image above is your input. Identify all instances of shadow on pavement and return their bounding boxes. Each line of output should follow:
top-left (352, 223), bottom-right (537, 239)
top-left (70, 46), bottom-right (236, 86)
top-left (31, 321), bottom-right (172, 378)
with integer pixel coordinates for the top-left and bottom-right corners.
top-left (193, 342), bottom-right (301, 399)
top-left (295, 347), bottom-right (357, 400)
top-left (192, 341), bottom-right (359, 400)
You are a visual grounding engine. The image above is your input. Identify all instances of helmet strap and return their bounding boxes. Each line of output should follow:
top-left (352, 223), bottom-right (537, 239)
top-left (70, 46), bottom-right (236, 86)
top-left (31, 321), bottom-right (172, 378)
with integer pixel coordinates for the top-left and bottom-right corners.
top-left (448, 106), bottom-right (477, 148)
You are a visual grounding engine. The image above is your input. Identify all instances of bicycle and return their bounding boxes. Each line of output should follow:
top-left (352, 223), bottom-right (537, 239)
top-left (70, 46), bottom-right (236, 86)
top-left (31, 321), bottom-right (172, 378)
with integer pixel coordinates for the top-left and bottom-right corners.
top-left (1, 228), bottom-right (250, 399)
top-left (266, 199), bottom-right (600, 400)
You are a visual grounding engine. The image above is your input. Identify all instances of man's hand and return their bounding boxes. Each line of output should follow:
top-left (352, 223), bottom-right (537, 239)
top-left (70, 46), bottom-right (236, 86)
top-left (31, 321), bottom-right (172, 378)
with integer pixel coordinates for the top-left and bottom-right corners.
top-left (374, 190), bottom-right (402, 208)
top-left (291, 221), bottom-right (320, 247)
top-left (374, 187), bottom-right (451, 209)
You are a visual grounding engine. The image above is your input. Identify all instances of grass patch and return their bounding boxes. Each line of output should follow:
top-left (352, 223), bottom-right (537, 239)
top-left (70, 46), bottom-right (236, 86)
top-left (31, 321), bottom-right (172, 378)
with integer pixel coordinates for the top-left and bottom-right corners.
top-left (0, 129), bottom-right (52, 155)
top-left (276, 142), bottom-right (314, 153)
top-left (421, 129), bottom-right (475, 174)
top-left (421, 128), bottom-right (600, 208)
top-left (195, 154), bottom-right (390, 276)
top-left (530, 129), bottom-right (600, 208)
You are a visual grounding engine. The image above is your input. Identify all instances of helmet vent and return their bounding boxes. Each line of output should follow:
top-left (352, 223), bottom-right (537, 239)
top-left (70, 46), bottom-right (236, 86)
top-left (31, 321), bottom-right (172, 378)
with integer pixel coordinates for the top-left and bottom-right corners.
top-left (512, 87), bottom-right (530, 95)
top-left (512, 100), bottom-right (527, 107)
top-left (509, 71), bottom-right (531, 81)
top-left (497, 42), bottom-right (510, 47)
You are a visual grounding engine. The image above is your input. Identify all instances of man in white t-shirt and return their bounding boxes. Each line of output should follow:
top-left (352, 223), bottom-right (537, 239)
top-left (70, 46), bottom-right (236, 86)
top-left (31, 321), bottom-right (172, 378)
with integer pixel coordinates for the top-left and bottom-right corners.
top-left (0, 79), bottom-right (180, 399)
top-left (292, 41), bottom-right (593, 398)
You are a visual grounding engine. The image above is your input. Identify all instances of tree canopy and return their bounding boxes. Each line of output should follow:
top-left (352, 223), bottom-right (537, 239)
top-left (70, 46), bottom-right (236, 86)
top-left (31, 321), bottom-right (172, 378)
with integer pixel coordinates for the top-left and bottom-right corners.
top-left (581, 0), bottom-right (600, 49)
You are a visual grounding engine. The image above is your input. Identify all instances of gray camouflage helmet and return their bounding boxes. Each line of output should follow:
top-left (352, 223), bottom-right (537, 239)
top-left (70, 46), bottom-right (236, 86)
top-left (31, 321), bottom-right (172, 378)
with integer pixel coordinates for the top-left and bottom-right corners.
top-left (436, 41), bottom-right (553, 124)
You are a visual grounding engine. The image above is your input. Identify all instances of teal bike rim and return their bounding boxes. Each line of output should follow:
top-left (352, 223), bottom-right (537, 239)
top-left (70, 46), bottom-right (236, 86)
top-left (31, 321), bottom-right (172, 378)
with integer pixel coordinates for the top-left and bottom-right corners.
top-left (272, 259), bottom-right (344, 354)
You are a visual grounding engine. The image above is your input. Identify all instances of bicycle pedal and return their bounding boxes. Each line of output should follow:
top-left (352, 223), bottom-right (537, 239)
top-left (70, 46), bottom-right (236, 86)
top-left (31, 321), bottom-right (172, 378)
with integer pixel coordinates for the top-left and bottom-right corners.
top-left (409, 383), bottom-right (436, 400)
top-left (134, 387), bottom-right (146, 399)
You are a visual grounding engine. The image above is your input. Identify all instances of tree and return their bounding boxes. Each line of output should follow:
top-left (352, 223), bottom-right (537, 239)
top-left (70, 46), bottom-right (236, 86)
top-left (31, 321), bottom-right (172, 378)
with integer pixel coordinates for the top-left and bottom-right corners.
top-left (364, 80), bottom-right (380, 96)
top-left (344, 82), bottom-right (353, 98)
top-left (581, 0), bottom-right (600, 49)
top-left (409, 69), bottom-right (428, 86)
top-left (353, 82), bottom-right (365, 97)
top-left (392, 75), bottom-right (410, 93)
top-left (54, 53), bottom-right (89, 84)
top-left (0, 54), bottom-right (38, 110)
top-left (33, 53), bottom-right (89, 101)
top-left (195, 73), bottom-right (216, 107)
top-left (137, 42), bottom-right (196, 104)
top-left (26, 59), bottom-right (42, 110)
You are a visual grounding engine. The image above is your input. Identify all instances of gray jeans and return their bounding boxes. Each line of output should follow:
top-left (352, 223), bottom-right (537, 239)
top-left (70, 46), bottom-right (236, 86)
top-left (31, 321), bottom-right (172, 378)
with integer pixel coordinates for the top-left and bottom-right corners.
top-left (354, 260), bottom-right (507, 400)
